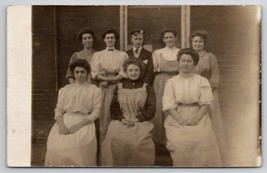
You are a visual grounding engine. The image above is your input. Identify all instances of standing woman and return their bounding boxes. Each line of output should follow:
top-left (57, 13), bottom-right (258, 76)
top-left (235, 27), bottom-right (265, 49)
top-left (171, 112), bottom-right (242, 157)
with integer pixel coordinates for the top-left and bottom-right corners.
top-left (90, 28), bottom-right (128, 144)
top-left (152, 29), bottom-right (180, 146)
top-left (66, 28), bottom-right (96, 84)
top-left (45, 59), bottom-right (102, 166)
top-left (102, 58), bottom-right (156, 166)
top-left (163, 48), bottom-right (221, 166)
top-left (189, 30), bottom-right (227, 163)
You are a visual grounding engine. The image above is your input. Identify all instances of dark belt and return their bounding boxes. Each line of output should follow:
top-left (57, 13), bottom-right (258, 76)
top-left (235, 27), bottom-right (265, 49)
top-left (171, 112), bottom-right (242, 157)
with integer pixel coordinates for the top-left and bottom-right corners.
top-left (156, 71), bottom-right (178, 75)
top-left (178, 103), bottom-right (199, 106)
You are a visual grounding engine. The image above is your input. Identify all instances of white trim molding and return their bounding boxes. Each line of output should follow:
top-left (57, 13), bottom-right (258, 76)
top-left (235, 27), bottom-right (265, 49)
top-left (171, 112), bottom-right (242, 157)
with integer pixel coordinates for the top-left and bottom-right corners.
top-left (181, 6), bottom-right (191, 48)
top-left (120, 6), bottom-right (128, 51)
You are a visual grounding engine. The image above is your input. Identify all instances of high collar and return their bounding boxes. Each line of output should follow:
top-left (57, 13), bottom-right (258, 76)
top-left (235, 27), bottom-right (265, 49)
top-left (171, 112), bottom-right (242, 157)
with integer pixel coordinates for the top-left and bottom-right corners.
top-left (164, 46), bottom-right (177, 51)
top-left (106, 47), bottom-right (115, 51)
top-left (74, 80), bottom-right (89, 85)
top-left (179, 72), bottom-right (194, 78)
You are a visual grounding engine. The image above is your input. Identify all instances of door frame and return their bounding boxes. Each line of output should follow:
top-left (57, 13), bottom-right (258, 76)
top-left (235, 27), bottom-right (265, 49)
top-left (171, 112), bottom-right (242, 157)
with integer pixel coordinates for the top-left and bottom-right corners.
top-left (119, 5), bottom-right (191, 51)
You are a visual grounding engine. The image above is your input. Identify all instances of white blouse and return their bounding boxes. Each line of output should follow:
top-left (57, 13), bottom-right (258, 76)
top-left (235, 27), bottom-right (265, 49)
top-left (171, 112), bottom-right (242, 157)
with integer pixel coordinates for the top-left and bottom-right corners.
top-left (152, 46), bottom-right (180, 72)
top-left (90, 49), bottom-right (128, 79)
top-left (162, 73), bottom-right (213, 111)
top-left (54, 82), bottom-right (102, 122)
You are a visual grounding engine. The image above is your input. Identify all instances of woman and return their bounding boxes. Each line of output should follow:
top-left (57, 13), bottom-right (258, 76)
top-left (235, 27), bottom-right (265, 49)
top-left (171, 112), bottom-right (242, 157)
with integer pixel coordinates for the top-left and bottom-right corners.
top-left (189, 30), bottom-right (227, 163)
top-left (152, 29), bottom-right (180, 146)
top-left (102, 58), bottom-right (156, 166)
top-left (66, 28), bottom-right (96, 84)
top-left (90, 28), bottom-right (128, 144)
top-left (163, 48), bottom-right (221, 166)
top-left (45, 59), bottom-right (102, 166)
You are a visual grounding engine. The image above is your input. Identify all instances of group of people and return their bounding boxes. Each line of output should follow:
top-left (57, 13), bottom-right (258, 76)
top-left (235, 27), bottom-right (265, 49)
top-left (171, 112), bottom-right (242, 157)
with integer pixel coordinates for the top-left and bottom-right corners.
top-left (44, 27), bottom-right (227, 167)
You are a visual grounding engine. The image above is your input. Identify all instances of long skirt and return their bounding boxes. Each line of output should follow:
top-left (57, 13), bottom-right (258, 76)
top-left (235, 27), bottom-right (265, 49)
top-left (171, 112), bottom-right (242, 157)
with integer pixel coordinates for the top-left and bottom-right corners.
top-left (164, 106), bottom-right (221, 167)
top-left (152, 72), bottom-right (176, 145)
top-left (99, 83), bottom-right (117, 144)
top-left (101, 120), bottom-right (155, 166)
top-left (210, 90), bottom-right (228, 163)
top-left (45, 113), bottom-right (97, 166)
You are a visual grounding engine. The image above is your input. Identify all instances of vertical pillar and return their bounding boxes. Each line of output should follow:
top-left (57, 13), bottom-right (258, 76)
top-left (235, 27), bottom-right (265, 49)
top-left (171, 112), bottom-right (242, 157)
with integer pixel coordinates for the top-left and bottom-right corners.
top-left (120, 6), bottom-right (128, 51)
top-left (53, 7), bottom-right (59, 91)
top-left (181, 6), bottom-right (191, 48)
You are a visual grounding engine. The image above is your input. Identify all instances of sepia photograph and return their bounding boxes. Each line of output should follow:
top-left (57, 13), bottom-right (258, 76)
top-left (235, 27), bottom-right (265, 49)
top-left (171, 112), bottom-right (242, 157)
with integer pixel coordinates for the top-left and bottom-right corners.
top-left (7, 4), bottom-right (261, 168)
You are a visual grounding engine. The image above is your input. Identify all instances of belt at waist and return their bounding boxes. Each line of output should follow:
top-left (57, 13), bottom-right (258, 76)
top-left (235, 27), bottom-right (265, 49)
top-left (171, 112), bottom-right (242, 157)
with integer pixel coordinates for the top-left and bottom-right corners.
top-left (177, 103), bottom-right (199, 106)
top-left (106, 73), bottom-right (118, 77)
top-left (156, 71), bottom-right (178, 75)
top-left (65, 112), bottom-right (91, 116)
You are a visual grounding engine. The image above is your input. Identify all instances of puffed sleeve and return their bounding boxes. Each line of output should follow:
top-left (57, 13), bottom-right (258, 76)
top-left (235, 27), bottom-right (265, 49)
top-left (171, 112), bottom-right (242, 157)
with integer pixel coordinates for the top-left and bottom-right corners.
top-left (54, 88), bottom-right (66, 119)
top-left (208, 53), bottom-right (220, 88)
top-left (65, 53), bottom-right (77, 79)
top-left (143, 52), bottom-right (155, 85)
top-left (162, 79), bottom-right (178, 111)
top-left (110, 85), bottom-right (125, 120)
top-left (137, 84), bottom-right (156, 122)
top-left (152, 50), bottom-right (160, 72)
top-left (90, 52), bottom-right (101, 80)
top-left (199, 77), bottom-right (214, 106)
top-left (85, 87), bottom-right (102, 122)
top-left (118, 52), bottom-right (129, 78)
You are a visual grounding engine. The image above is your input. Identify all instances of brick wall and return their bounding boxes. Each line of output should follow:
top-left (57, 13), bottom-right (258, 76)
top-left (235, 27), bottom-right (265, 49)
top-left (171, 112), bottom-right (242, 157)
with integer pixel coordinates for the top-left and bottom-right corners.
top-left (32, 6), bottom-right (58, 122)
top-left (128, 6), bottom-right (181, 49)
top-left (191, 6), bottom-right (260, 165)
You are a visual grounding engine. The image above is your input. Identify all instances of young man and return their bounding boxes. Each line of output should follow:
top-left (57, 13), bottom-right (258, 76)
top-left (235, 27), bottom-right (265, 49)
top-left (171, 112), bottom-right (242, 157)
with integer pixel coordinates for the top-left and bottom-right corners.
top-left (126, 30), bottom-right (154, 85)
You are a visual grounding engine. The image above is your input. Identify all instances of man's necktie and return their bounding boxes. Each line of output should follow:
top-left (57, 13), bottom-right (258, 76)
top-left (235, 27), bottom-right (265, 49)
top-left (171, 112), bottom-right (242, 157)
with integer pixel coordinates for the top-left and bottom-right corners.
top-left (135, 47), bottom-right (139, 54)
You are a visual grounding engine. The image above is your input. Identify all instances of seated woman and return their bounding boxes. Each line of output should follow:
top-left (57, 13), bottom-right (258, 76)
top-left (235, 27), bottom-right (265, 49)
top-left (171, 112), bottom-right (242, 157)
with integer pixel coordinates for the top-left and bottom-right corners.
top-left (45, 59), bottom-right (102, 166)
top-left (101, 58), bottom-right (156, 166)
top-left (163, 48), bottom-right (221, 166)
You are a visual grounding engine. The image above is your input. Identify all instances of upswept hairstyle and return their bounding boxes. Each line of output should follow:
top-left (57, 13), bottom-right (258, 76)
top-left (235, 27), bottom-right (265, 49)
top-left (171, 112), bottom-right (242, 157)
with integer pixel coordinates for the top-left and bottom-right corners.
top-left (160, 28), bottom-right (177, 38)
top-left (78, 28), bottom-right (96, 42)
top-left (102, 28), bottom-right (119, 40)
top-left (177, 48), bottom-right (199, 65)
top-left (70, 59), bottom-right (91, 74)
top-left (189, 30), bottom-right (208, 45)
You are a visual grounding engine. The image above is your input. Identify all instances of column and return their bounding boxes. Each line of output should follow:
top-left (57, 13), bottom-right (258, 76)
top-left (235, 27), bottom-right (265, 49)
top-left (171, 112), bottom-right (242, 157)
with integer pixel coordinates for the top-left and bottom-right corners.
top-left (181, 6), bottom-right (191, 48)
